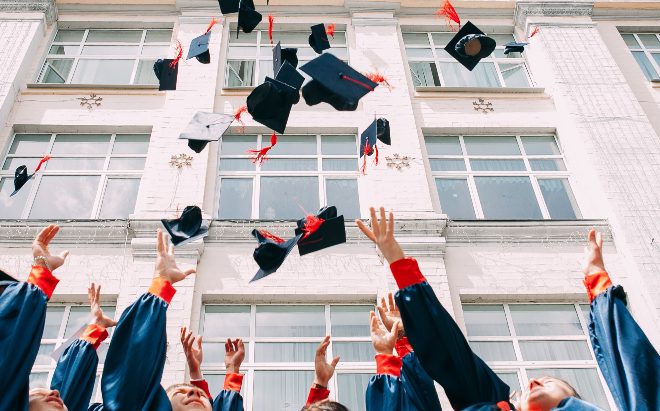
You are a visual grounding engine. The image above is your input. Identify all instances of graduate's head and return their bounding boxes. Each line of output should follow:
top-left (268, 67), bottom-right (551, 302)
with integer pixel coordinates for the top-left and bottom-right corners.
top-left (300, 399), bottom-right (349, 411)
top-left (166, 383), bottom-right (211, 411)
top-left (520, 376), bottom-right (580, 410)
top-left (28, 388), bottom-right (68, 411)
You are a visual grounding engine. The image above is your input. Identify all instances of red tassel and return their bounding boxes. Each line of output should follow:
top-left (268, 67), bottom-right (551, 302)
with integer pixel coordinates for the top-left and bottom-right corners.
top-left (33, 155), bottom-right (51, 173)
top-left (247, 133), bottom-right (277, 165)
top-left (529, 26), bottom-right (540, 38)
top-left (169, 40), bottom-right (183, 68)
top-left (435, 0), bottom-right (461, 31)
top-left (234, 105), bottom-right (248, 122)
top-left (302, 215), bottom-right (325, 239)
top-left (259, 230), bottom-right (284, 244)
top-left (340, 74), bottom-right (375, 91)
top-left (374, 145), bottom-right (379, 166)
top-left (364, 71), bottom-right (392, 90)
top-left (326, 23), bottom-right (336, 38)
top-left (205, 17), bottom-right (218, 34)
top-left (268, 15), bottom-right (275, 44)
top-left (360, 141), bottom-right (372, 175)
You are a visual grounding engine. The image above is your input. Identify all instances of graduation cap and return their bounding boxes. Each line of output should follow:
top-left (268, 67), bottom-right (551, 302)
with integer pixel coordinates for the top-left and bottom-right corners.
top-left (273, 41), bottom-right (299, 74)
top-left (0, 268), bottom-right (17, 283)
top-left (161, 206), bottom-right (210, 246)
top-left (251, 229), bottom-right (302, 282)
top-left (444, 21), bottom-right (496, 71)
top-left (309, 24), bottom-right (331, 54)
top-left (504, 41), bottom-right (528, 55)
top-left (237, 0), bottom-right (262, 38)
top-left (294, 206), bottom-right (346, 256)
top-left (300, 53), bottom-right (378, 112)
top-left (154, 41), bottom-right (183, 91)
top-left (179, 112), bottom-right (235, 153)
top-left (376, 118), bottom-right (391, 146)
top-left (11, 155), bottom-right (51, 197)
top-left (187, 32), bottom-right (211, 64)
top-left (218, 0), bottom-right (239, 14)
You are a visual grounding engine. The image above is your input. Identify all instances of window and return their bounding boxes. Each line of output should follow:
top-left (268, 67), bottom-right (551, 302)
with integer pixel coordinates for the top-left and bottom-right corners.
top-left (200, 304), bottom-right (374, 411)
top-left (0, 133), bottom-right (149, 219)
top-left (29, 304), bottom-right (116, 403)
top-left (217, 134), bottom-right (360, 219)
top-left (225, 25), bottom-right (348, 87)
top-left (426, 135), bottom-right (579, 220)
top-left (38, 29), bottom-right (172, 85)
top-left (403, 32), bottom-right (532, 88)
top-left (621, 33), bottom-right (660, 81)
top-left (463, 303), bottom-right (612, 409)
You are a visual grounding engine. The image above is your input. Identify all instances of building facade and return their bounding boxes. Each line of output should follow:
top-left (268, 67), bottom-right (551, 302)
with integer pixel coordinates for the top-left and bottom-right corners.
top-left (1, 0), bottom-right (660, 409)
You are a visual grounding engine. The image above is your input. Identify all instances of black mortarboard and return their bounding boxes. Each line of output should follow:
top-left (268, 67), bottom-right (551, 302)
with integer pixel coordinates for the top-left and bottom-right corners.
top-left (179, 112), bottom-right (234, 153)
top-left (300, 53), bottom-right (378, 112)
top-left (309, 24), bottom-right (330, 54)
top-left (11, 155), bottom-right (50, 197)
top-left (218, 0), bottom-right (239, 14)
top-left (273, 42), bottom-right (299, 74)
top-left (0, 269), bottom-right (17, 283)
top-left (504, 41), bottom-right (528, 55)
top-left (161, 206), bottom-right (210, 246)
top-left (237, 0), bottom-right (262, 38)
top-left (444, 21), bottom-right (497, 71)
top-left (376, 118), bottom-right (391, 145)
top-left (360, 120), bottom-right (378, 158)
top-left (187, 32), bottom-right (211, 64)
top-left (294, 206), bottom-right (346, 256)
top-left (251, 230), bottom-right (302, 282)
top-left (153, 59), bottom-right (178, 91)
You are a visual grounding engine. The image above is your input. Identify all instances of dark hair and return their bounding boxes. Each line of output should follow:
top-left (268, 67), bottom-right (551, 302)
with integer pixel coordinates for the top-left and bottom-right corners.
top-left (300, 401), bottom-right (349, 411)
top-left (555, 377), bottom-right (581, 399)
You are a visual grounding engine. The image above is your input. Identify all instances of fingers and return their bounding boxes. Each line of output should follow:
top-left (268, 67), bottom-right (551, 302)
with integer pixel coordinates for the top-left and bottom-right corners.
top-left (379, 207), bottom-right (387, 237)
top-left (168, 243), bottom-right (174, 256)
top-left (35, 225), bottom-right (51, 244)
top-left (376, 305), bottom-right (387, 324)
top-left (183, 268), bottom-right (197, 277)
top-left (387, 293), bottom-right (396, 312)
top-left (47, 225), bottom-right (60, 244)
top-left (379, 296), bottom-right (387, 312)
top-left (195, 335), bottom-right (203, 351)
top-left (157, 229), bottom-right (164, 254)
top-left (596, 231), bottom-right (603, 249)
top-left (387, 211), bottom-right (394, 239)
top-left (369, 207), bottom-right (380, 238)
top-left (235, 338), bottom-right (244, 351)
top-left (356, 219), bottom-right (377, 242)
top-left (180, 326), bottom-right (187, 343)
top-left (225, 338), bottom-right (231, 353)
top-left (389, 320), bottom-right (402, 339)
top-left (369, 311), bottom-right (378, 333)
top-left (330, 356), bottom-right (340, 368)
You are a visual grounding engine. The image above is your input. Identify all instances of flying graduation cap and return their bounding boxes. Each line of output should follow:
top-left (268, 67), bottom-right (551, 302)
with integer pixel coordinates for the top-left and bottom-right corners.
top-left (187, 18), bottom-right (219, 64)
top-left (444, 21), bottom-right (496, 71)
top-left (273, 41), bottom-right (299, 73)
top-left (161, 205), bottom-right (210, 246)
top-left (300, 53), bottom-right (378, 111)
top-left (250, 229), bottom-right (303, 282)
top-left (154, 41), bottom-right (183, 90)
top-left (309, 23), bottom-right (331, 54)
top-left (10, 155), bottom-right (51, 197)
top-left (217, 0), bottom-right (261, 37)
top-left (294, 206), bottom-right (346, 256)
top-left (504, 41), bottom-right (528, 55)
top-left (376, 118), bottom-right (391, 145)
top-left (179, 112), bottom-right (235, 153)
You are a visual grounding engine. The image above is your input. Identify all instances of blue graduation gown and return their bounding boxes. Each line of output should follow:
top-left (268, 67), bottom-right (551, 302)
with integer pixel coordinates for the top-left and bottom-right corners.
top-left (400, 350), bottom-right (442, 411)
top-left (212, 390), bottom-right (244, 411)
top-left (51, 338), bottom-right (99, 411)
top-left (464, 397), bottom-right (602, 411)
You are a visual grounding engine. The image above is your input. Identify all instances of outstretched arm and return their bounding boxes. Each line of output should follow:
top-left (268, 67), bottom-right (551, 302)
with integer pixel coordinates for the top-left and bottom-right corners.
top-left (365, 311), bottom-right (405, 411)
top-left (181, 326), bottom-right (212, 399)
top-left (582, 230), bottom-right (660, 411)
top-left (357, 207), bottom-right (509, 410)
top-left (211, 338), bottom-right (246, 411)
top-left (304, 336), bottom-right (340, 406)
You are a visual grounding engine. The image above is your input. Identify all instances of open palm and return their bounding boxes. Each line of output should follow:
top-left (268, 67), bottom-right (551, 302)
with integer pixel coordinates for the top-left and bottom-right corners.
top-left (89, 283), bottom-right (117, 328)
top-left (370, 311), bottom-right (400, 355)
top-left (582, 229), bottom-right (606, 276)
top-left (32, 225), bottom-right (69, 271)
top-left (154, 229), bottom-right (196, 284)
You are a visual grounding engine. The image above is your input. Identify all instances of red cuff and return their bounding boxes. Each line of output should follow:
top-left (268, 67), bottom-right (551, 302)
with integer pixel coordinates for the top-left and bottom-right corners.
top-left (191, 379), bottom-right (212, 400)
top-left (27, 265), bottom-right (59, 300)
top-left (306, 386), bottom-right (330, 406)
top-left (390, 258), bottom-right (426, 289)
top-left (375, 354), bottom-right (402, 377)
top-left (80, 324), bottom-right (109, 350)
top-left (583, 271), bottom-right (613, 303)
top-left (395, 336), bottom-right (413, 358)
top-left (148, 277), bottom-right (176, 304)
top-left (223, 373), bottom-right (243, 392)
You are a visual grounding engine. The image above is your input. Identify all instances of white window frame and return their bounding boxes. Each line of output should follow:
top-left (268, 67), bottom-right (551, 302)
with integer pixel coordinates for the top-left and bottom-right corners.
top-left (402, 31), bottom-right (534, 88)
top-left (621, 32), bottom-right (660, 81)
top-left (0, 132), bottom-right (149, 219)
top-left (216, 133), bottom-right (360, 219)
top-left (37, 29), bottom-right (173, 85)
top-left (200, 303), bottom-right (375, 411)
top-left (427, 134), bottom-right (581, 220)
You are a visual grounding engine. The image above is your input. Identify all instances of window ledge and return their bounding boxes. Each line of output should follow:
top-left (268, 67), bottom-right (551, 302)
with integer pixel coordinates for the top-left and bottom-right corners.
top-left (415, 86), bottom-right (546, 95)
top-left (651, 79), bottom-right (660, 87)
top-left (220, 86), bottom-right (256, 95)
top-left (26, 83), bottom-right (160, 91)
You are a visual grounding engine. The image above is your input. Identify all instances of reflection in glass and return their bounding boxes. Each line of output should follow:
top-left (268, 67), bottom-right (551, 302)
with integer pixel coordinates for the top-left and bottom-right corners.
top-left (252, 371), bottom-right (314, 411)
top-left (519, 340), bottom-right (592, 361)
top-left (255, 306), bottom-right (325, 337)
top-left (0, 177), bottom-right (32, 218)
top-left (71, 59), bottom-right (134, 85)
top-left (425, 136), bottom-right (462, 155)
top-left (108, 158), bottom-right (146, 170)
top-left (326, 179), bottom-right (360, 219)
top-left (40, 59), bottom-right (74, 83)
top-left (435, 179), bottom-right (475, 219)
top-left (9, 135), bottom-right (51, 155)
top-left (470, 341), bottom-right (517, 362)
top-left (218, 178), bottom-right (253, 219)
top-left (521, 136), bottom-right (560, 155)
top-left (99, 178), bottom-right (140, 218)
top-left (29, 175), bottom-right (101, 219)
top-left (321, 135), bottom-right (356, 155)
top-left (259, 177), bottom-right (318, 219)
top-left (44, 307), bottom-right (65, 339)
top-left (112, 135), bottom-right (150, 154)
top-left (463, 136), bottom-right (520, 156)
top-left (333, 342), bottom-right (373, 362)
top-left (331, 306), bottom-right (372, 337)
top-left (463, 305), bottom-right (510, 336)
top-left (203, 306), bottom-right (251, 338)
top-left (538, 179), bottom-right (578, 220)
top-left (255, 343), bottom-right (317, 362)
top-left (509, 304), bottom-right (582, 336)
top-left (135, 60), bottom-right (158, 85)
top-left (221, 135), bottom-right (258, 155)
top-left (439, 62), bottom-right (500, 87)
top-left (46, 158), bottom-right (105, 170)
top-left (51, 135), bottom-right (110, 155)
top-left (474, 176), bottom-right (542, 220)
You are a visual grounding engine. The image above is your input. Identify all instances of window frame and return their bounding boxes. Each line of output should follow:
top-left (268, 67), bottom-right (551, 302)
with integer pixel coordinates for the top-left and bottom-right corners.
top-left (621, 32), bottom-right (660, 81)
top-left (426, 134), bottom-right (581, 220)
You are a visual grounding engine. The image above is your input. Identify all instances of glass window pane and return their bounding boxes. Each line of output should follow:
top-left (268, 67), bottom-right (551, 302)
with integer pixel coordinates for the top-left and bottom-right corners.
top-left (429, 159), bottom-right (466, 171)
top-left (529, 159), bottom-right (567, 171)
top-left (328, 31), bottom-right (346, 45)
top-left (322, 159), bottom-right (356, 171)
top-left (470, 341), bottom-right (517, 362)
top-left (44, 307), bottom-right (65, 339)
top-left (52, 134), bottom-right (110, 155)
top-left (253, 371), bottom-right (314, 411)
top-left (81, 45), bottom-right (139, 55)
top-left (470, 159), bottom-right (526, 171)
top-left (464, 136), bottom-right (520, 155)
top-left (321, 135), bottom-right (356, 155)
top-left (632, 51), bottom-right (658, 80)
top-left (0, 177), bottom-right (30, 218)
top-left (218, 178), bottom-right (253, 219)
top-left (331, 305), bottom-right (372, 337)
top-left (35, 344), bottom-right (55, 366)
top-left (255, 306), bottom-right (325, 337)
top-left (254, 342), bottom-right (317, 362)
top-left (108, 158), bottom-right (146, 170)
top-left (500, 63), bottom-right (530, 87)
top-left (29, 175), bottom-right (100, 219)
top-left (227, 46), bottom-right (258, 59)
top-left (425, 136), bottom-right (462, 155)
top-left (409, 62), bottom-right (440, 87)
top-left (326, 179), bottom-right (360, 219)
top-left (97, 343), bottom-right (109, 364)
top-left (538, 179), bottom-right (578, 220)
top-left (86, 30), bottom-right (142, 43)
top-left (9, 134), bottom-right (51, 155)
top-left (49, 45), bottom-right (79, 55)
top-left (621, 34), bottom-right (639, 48)
top-left (205, 374), bottom-right (226, 396)
top-left (405, 48), bottom-right (434, 58)
top-left (203, 306), bottom-right (250, 338)
top-left (226, 60), bottom-right (255, 87)
top-left (510, 304), bottom-right (582, 336)
top-left (273, 135), bottom-right (316, 155)
top-left (463, 305), bottom-right (510, 336)
top-left (638, 34), bottom-right (660, 48)
top-left (521, 136), bottom-right (561, 155)
top-left (221, 135), bottom-right (257, 155)
top-left (99, 178), bottom-right (140, 218)
top-left (403, 33), bottom-right (430, 46)
top-left (260, 159), bottom-right (317, 171)
top-left (112, 135), bottom-right (150, 154)
top-left (54, 30), bottom-right (85, 42)
top-left (46, 158), bottom-right (105, 170)
top-left (527, 368), bottom-right (610, 410)
top-left (337, 374), bottom-right (371, 411)
top-left (219, 159), bottom-right (255, 171)
top-left (271, 31), bottom-right (309, 44)
top-left (580, 304), bottom-right (591, 322)
top-left (259, 176), bottom-right (318, 219)
top-left (520, 340), bottom-right (592, 361)
top-left (333, 342), bottom-right (373, 362)
top-left (2, 157), bottom-right (41, 171)
top-left (435, 179), bottom-right (476, 219)
top-left (141, 45), bottom-right (169, 56)
top-left (64, 307), bottom-right (90, 338)
top-left (439, 62), bottom-right (500, 87)
top-left (431, 33), bottom-right (455, 45)
top-left (203, 342), bottom-right (249, 364)
top-left (257, 60), bottom-right (273, 85)
top-left (145, 30), bottom-right (172, 43)
top-left (71, 59), bottom-right (134, 85)
top-left (474, 176), bottom-right (542, 220)
top-left (491, 34), bottom-right (516, 44)
top-left (653, 53), bottom-right (660, 68)
top-left (134, 59), bottom-right (159, 85)
top-left (495, 372), bottom-right (521, 393)
top-left (40, 59), bottom-right (74, 83)
top-left (30, 372), bottom-right (49, 389)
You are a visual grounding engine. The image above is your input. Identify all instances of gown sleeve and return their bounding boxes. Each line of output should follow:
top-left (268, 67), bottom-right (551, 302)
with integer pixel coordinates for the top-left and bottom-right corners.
top-left (96, 277), bottom-right (175, 411)
top-left (0, 266), bottom-right (59, 411)
top-left (585, 271), bottom-right (660, 411)
top-left (190, 378), bottom-right (213, 400)
top-left (211, 373), bottom-right (244, 411)
top-left (391, 258), bottom-right (510, 410)
top-left (51, 324), bottom-right (109, 411)
top-left (397, 337), bottom-right (442, 411)
top-left (305, 386), bottom-right (330, 407)
top-left (366, 354), bottom-right (405, 411)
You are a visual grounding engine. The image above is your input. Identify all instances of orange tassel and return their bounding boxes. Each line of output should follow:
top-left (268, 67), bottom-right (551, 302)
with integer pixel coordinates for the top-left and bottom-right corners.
top-left (364, 71), bottom-right (392, 90)
top-left (33, 155), bottom-right (51, 173)
top-left (302, 215), bottom-right (325, 239)
top-left (326, 23), bottom-right (336, 38)
top-left (435, 0), bottom-right (461, 31)
top-left (169, 40), bottom-right (183, 68)
top-left (205, 17), bottom-right (218, 34)
top-left (248, 133), bottom-right (277, 165)
top-left (234, 105), bottom-right (248, 122)
top-left (529, 26), bottom-right (540, 38)
top-left (259, 230), bottom-right (284, 244)
top-left (268, 15), bottom-right (275, 44)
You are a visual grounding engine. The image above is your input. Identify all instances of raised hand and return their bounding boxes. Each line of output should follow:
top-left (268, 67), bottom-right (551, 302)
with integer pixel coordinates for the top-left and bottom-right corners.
top-left (377, 292), bottom-right (403, 337)
top-left (224, 338), bottom-right (245, 374)
top-left (582, 229), bottom-right (606, 276)
top-left (370, 311), bottom-right (400, 356)
top-left (88, 283), bottom-right (117, 328)
top-left (314, 336), bottom-right (340, 387)
top-left (180, 326), bottom-right (204, 380)
top-left (154, 229), bottom-right (196, 284)
top-left (32, 225), bottom-right (69, 271)
top-left (356, 207), bottom-right (405, 264)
